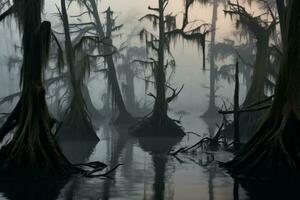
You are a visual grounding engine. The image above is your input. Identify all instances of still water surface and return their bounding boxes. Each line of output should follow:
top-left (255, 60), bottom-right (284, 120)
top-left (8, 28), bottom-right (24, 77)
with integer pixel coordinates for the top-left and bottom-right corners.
top-left (0, 114), bottom-right (300, 200)
top-left (57, 115), bottom-right (243, 200)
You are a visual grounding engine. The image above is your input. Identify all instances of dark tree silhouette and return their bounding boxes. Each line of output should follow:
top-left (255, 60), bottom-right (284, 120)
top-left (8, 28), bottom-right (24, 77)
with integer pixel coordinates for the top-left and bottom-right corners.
top-left (223, 0), bottom-right (300, 180)
top-left (133, 0), bottom-right (209, 136)
top-left (117, 47), bottom-right (148, 115)
top-left (138, 137), bottom-right (181, 200)
top-left (202, 0), bottom-right (222, 117)
top-left (0, 0), bottom-right (73, 175)
top-left (74, 0), bottom-right (134, 124)
top-left (224, 0), bottom-right (278, 106)
top-left (56, 0), bottom-right (99, 141)
top-left (103, 7), bottom-right (136, 124)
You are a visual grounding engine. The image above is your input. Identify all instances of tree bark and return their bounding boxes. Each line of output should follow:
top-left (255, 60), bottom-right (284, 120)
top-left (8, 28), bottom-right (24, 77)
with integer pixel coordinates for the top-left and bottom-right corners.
top-left (0, 0), bottom-right (72, 175)
top-left (243, 33), bottom-right (269, 106)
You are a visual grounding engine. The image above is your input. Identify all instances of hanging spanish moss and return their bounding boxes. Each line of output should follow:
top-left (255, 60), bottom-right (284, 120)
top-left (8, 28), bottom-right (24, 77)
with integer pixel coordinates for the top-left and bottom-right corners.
top-left (81, 1), bottom-right (135, 125)
top-left (222, 0), bottom-right (300, 181)
top-left (224, 0), bottom-right (277, 106)
top-left (0, 0), bottom-right (73, 176)
top-left (132, 0), bottom-right (210, 136)
top-left (56, 0), bottom-right (99, 141)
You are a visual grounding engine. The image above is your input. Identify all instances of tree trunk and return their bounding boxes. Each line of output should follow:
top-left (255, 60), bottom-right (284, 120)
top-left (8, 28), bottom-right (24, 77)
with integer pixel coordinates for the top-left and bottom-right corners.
top-left (243, 34), bottom-right (269, 106)
top-left (57, 0), bottom-right (99, 141)
top-left (90, 1), bottom-right (133, 124)
top-left (132, 0), bottom-right (185, 136)
top-left (0, 0), bottom-right (72, 175)
top-left (203, 0), bottom-right (218, 117)
top-left (124, 59), bottom-right (136, 111)
top-left (152, 0), bottom-right (168, 128)
top-left (82, 84), bottom-right (103, 120)
top-left (223, 0), bottom-right (300, 180)
top-left (234, 61), bottom-right (240, 150)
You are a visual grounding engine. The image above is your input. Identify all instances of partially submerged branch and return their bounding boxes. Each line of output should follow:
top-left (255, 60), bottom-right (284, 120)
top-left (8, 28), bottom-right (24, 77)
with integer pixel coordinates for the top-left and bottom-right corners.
top-left (218, 105), bottom-right (271, 115)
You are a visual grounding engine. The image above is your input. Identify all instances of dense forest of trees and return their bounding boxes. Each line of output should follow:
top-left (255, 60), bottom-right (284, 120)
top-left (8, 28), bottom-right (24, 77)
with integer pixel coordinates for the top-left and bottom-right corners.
top-left (0, 0), bottom-right (298, 193)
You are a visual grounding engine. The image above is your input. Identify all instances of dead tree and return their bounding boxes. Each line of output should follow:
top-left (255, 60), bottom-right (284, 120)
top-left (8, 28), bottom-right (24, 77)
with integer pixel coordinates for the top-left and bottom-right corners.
top-left (117, 47), bottom-right (147, 114)
top-left (56, 0), bottom-right (99, 141)
top-left (132, 0), bottom-right (209, 136)
top-left (0, 0), bottom-right (73, 175)
top-left (222, 0), bottom-right (300, 180)
top-left (0, 0), bottom-right (120, 177)
top-left (249, 0), bottom-right (286, 44)
top-left (76, 0), bottom-right (134, 124)
top-left (203, 0), bottom-right (220, 117)
top-left (224, 0), bottom-right (278, 106)
top-left (104, 8), bottom-right (135, 124)
top-left (233, 60), bottom-right (240, 150)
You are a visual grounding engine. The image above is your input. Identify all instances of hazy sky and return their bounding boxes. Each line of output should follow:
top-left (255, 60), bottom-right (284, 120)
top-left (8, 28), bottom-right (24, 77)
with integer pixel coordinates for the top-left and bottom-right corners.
top-left (0, 0), bottom-right (264, 115)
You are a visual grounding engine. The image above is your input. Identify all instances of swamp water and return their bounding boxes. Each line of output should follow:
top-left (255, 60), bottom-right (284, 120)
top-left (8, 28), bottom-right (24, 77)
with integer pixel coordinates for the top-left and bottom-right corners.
top-left (0, 114), bottom-right (298, 200)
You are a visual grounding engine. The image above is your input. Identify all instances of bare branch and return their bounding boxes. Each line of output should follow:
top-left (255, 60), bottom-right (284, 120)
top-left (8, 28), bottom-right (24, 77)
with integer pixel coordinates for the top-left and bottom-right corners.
top-left (148, 6), bottom-right (159, 12)
top-left (147, 92), bottom-right (156, 99)
top-left (70, 11), bottom-right (89, 18)
top-left (166, 84), bottom-right (184, 103)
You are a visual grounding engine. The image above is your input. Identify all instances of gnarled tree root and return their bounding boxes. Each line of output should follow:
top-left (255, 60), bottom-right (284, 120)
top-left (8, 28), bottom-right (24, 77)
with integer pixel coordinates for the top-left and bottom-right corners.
top-left (221, 113), bottom-right (300, 181)
top-left (131, 115), bottom-right (185, 137)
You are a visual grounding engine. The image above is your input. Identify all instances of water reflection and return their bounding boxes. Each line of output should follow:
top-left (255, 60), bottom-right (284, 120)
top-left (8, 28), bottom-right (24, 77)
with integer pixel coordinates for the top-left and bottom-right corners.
top-left (100, 126), bottom-right (130, 200)
top-left (1, 119), bottom-right (300, 200)
top-left (138, 136), bottom-right (182, 200)
top-left (0, 176), bottom-right (69, 200)
top-left (233, 179), bottom-right (239, 200)
top-left (239, 180), bottom-right (300, 200)
top-left (57, 139), bottom-right (98, 164)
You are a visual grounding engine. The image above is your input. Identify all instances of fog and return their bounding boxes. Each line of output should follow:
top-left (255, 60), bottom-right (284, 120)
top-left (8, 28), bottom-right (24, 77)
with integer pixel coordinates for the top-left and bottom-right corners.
top-left (0, 0), bottom-right (295, 200)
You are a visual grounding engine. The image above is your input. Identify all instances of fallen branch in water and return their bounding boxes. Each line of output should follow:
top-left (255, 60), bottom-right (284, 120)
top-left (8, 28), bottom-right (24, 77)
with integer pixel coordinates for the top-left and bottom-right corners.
top-left (185, 131), bottom-right (202, 137)
top-left (169, 123), bottom-right (226, 156)
top-left (74, 161), bottom-right (107, 169)
top-left (83, 164), bottom-right (124, 178)
top-left (169, 147), bottom-right (188, 156)
top-left (218, 105), bottom-right (271, 115)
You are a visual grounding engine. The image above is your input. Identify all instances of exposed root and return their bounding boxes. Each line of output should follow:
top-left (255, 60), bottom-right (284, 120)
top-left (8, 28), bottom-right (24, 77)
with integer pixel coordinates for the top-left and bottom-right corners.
top-left (222, 113), bottom-right (300, 181)
top-left (131, 115), bottom-right (185, 137)
top-left (56, 110), bottom-right (99, 141)
top-left (169, 123), bottom-right (226, 156)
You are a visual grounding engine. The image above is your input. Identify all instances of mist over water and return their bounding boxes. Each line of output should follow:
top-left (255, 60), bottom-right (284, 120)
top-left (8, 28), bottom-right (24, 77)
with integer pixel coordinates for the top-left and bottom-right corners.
top-left (0, 0), bottom-right (248, 114)
top-left (0, 0), bottom-right (295, 200)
